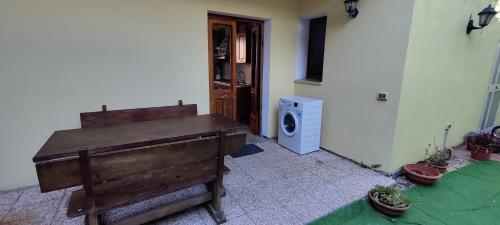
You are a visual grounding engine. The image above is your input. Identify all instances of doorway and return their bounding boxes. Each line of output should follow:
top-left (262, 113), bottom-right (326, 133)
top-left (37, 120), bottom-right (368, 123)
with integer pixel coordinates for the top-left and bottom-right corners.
top-left (208, 14), bottom-right (263, 135)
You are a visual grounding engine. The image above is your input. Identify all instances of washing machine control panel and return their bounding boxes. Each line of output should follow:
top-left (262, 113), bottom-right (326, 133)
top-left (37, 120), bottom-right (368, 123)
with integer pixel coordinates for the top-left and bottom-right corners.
top-left (280, 99), bottom-right (303, 111)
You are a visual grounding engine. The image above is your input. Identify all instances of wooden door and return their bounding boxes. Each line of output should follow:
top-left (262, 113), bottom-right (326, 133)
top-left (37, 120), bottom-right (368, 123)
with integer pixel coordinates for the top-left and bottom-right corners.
top-left (249, 23), bottom-right (262, 134)
top-left (208, 18), bottom-right (237, 120)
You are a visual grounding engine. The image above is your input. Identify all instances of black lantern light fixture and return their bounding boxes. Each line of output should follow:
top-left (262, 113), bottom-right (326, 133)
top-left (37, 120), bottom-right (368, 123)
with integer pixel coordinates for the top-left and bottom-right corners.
top-left (467, 4), bottom-right (498, 34)
top-left (344, 0), bottom-right (359, 18)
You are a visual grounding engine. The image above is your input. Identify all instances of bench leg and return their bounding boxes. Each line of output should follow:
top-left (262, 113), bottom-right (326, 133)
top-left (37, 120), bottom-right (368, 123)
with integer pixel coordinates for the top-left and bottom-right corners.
top-left (206, 130), bottom-right (227, 224)
top-left (85, 210), bottom-right (99, 225)
top-left (205, 203), bottom-right (226, 224)
top-left (97, 213), bottom-right (106, 224)
top-left (80, 150), bottom-right (100, 225)
top-left (205, 181), bottom-right (226, 224)
top-left (208, 183), bottom-right (226, 197)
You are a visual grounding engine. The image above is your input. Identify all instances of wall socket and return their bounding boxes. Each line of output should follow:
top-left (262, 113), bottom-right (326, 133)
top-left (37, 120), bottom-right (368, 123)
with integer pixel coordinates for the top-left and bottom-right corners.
top-left (377, 92), bottom-right (389, 101)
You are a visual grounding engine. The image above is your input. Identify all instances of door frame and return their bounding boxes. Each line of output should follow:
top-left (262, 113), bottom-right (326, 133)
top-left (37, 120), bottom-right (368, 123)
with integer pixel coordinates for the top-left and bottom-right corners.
top-left (252, 22), bottom-right (264, 135)
top-left (207, 13), bottom-right (264, 135)
top-left (479, 44), bottom-right (500, 131)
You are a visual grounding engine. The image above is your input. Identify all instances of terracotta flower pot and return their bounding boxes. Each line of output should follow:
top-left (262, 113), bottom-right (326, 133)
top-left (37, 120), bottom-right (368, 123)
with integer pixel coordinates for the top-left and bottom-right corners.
top-left (470, 145), bottom-right (493, 161)
top-left (368, 191), bottom-right (410, 217)
top-left (466, 142), bottom-right (473, 152)
top-left (403, 164), bottom-right (442, 185)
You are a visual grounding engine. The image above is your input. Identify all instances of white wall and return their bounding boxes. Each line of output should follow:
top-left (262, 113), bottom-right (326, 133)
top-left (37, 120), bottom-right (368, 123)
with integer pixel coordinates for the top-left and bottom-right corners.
top-left (295, 18), bottom-right (310, 80)
top-left (0, 0), bottom-right (299, 190)
top-left (261, 20), bottom-right (273, 138)
top-left (294, 0), bottom-right (414, 171)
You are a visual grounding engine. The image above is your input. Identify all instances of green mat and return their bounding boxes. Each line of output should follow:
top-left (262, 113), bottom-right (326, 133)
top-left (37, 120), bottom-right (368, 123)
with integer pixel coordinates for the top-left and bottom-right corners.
top-left (310, 161), bottom-right (500, 225)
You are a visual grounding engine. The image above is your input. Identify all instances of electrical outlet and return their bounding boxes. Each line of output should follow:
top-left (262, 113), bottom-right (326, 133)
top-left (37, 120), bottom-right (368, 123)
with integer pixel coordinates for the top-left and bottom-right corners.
top-left (377, 92), bottom-right (389, 101)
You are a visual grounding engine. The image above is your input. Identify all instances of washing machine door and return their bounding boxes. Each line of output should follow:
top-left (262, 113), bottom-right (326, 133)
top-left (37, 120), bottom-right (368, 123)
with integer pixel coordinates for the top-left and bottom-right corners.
top-left (281, 111), bottom-right (299, 137)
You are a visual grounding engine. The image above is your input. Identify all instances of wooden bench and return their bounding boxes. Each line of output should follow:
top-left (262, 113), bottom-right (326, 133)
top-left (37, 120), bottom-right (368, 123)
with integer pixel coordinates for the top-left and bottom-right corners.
top-left (33, 103), bottom-right (246, 225)
top-left (74, 103), bottom-right (231, 224)
top-left (71, 130), bottom-right (229, 225)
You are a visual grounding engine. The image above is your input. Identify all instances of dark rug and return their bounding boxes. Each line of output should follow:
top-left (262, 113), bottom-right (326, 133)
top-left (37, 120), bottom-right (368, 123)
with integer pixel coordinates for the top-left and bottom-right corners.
top-left (230, 144), bottom-right (264, 158)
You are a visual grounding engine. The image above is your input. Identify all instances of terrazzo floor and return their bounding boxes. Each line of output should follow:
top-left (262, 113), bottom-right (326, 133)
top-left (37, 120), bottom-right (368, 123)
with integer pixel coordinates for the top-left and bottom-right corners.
top-left (0, 137), bottom-right (397, 225)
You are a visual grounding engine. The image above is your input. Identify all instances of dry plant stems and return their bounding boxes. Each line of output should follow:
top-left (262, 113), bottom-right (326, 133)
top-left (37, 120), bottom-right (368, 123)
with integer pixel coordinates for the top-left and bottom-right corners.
top-left (425, 137), bottom-right (449, 167)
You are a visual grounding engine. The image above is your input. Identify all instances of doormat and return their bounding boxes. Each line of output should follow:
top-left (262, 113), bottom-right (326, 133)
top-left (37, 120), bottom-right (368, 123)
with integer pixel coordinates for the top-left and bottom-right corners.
top-left (230, 144), bottom-right (264, 158)
top-left (309, 161), bottom-right (500, 225)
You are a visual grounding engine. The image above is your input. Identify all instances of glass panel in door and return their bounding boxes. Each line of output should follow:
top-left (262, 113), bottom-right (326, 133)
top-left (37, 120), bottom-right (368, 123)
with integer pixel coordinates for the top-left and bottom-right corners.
top-left (209, 19), bottom-right (236, 120)
top-left (483, 91), bottom-right (500, 129)
top-left (481, 46), bottom-right (500, 130)
top-left (212, 25), bottom-right (232, 90)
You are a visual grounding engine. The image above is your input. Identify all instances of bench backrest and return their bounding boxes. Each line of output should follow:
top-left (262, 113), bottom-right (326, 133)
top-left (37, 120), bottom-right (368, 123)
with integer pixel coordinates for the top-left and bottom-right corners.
top-left (70, 131), bottom-right (227, 215)
top-left (86, 133), bottom-right (221, 184)
top-left (80, 104), bottom-right (197, 128)
top-left (36, 130), bottom-right (246, 193)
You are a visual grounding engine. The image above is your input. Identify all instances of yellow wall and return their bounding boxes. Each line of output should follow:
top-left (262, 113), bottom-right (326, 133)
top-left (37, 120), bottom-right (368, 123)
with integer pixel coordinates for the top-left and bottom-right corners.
top-left (3, 0), bottom-right (498, 190)
top-left (390, 0), bottom-right (500, 170)
top-left (0, 0), bottom-right (298, 190)
top-left (294, 0), bottom-right (415, 171)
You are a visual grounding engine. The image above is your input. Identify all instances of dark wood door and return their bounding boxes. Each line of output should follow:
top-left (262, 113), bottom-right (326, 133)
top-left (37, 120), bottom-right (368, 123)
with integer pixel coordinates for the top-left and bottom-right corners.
top-left (249, 23), bottom-right (262, 135)
top-left (208, 18), bottom-right (237, 120)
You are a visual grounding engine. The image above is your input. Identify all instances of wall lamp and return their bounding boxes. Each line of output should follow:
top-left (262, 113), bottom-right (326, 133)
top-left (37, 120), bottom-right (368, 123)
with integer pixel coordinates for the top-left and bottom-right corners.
top-left (344, 0), bottom-right (359, 18)
top-left (467, 4), bottom-right (497, 34)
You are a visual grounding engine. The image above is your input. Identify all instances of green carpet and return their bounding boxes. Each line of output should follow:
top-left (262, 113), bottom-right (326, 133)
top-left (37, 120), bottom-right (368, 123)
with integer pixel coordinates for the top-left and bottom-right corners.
top-left (309, 161), bottom-right (500, 225)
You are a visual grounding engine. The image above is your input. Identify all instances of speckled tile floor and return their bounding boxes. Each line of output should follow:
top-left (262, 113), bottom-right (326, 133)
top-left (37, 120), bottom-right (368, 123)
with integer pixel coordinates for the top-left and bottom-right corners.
top-left (0, 137), bottom-right (396, 225)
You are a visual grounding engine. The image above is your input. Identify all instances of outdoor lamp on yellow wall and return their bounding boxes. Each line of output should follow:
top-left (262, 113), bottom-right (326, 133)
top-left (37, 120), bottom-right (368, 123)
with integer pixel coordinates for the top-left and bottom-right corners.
top-left (467, 4), bottom-right (498, 34)
top-left (344, 0), bottom-right (359, 18)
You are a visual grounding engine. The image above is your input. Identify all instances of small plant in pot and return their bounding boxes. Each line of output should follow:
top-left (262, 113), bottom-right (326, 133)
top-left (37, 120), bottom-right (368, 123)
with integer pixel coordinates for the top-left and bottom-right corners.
top-left (424, 141), bottom-right (450, 173)
top-left (369, 185), bottom-right (410, 217)
top-left (466, 133), bottom-right (495, 160)
top-left (465, 132), bottom-right (478, 151)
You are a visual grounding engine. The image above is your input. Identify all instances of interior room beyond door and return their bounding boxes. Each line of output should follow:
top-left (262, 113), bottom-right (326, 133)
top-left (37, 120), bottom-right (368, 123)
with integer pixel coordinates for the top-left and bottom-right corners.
top-left (208, 14), bottom-right (263, 135)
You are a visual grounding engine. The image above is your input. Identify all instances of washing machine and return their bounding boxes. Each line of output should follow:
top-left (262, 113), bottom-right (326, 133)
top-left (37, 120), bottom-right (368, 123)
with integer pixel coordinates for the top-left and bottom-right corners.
top-left (278, 96), bottom-right (323, 155)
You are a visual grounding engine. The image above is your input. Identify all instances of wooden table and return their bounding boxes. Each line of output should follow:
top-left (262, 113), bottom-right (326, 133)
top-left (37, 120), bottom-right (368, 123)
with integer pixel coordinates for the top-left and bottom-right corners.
top-left (33, 114), bottom-right (246, 224)
top-left (34, 114), bottom-right (243, 162)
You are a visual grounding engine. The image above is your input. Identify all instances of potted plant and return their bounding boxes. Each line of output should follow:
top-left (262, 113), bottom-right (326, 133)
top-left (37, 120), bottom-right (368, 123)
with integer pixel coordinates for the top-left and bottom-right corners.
top-left (368, 185), bottom-right (410, 216)
top-left (466, 133), bottom-right (494, 161)
top-left (465, 132), bottom-right (478, 151)
top-left (403, 163), bottom-right (442, 185)
top-left (424, 142), bottom-right (450, 173)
